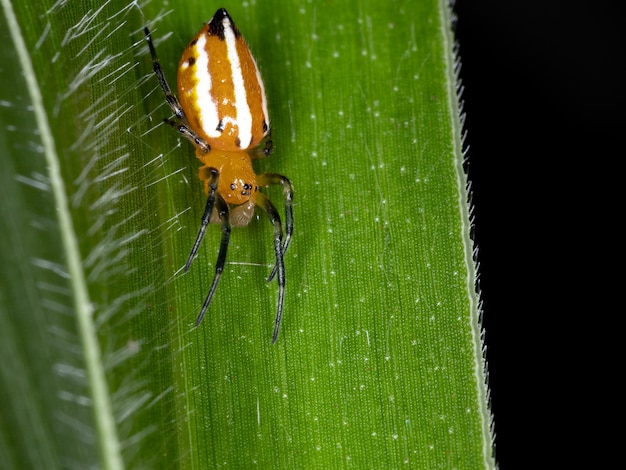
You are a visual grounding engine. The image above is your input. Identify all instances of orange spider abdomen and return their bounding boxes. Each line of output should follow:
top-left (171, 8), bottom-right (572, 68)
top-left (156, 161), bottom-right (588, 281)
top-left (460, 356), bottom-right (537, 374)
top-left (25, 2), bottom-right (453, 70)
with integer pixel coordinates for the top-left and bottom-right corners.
top-left (177, 9), bottom-right (269, 152)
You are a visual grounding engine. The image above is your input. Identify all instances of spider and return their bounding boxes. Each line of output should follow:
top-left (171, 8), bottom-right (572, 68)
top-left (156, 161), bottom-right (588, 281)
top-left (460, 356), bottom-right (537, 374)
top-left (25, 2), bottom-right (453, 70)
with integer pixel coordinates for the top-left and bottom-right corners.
top-left (145, 8), bottom-right (293, 342)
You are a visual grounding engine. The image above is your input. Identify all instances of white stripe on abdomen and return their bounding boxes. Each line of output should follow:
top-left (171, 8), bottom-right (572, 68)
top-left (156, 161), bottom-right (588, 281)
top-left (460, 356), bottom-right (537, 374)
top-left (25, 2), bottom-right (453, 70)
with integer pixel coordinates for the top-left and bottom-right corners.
top-left (193, 34), bottom-right (221, 140)
top-left (222, 16), bottom-right (252, 148)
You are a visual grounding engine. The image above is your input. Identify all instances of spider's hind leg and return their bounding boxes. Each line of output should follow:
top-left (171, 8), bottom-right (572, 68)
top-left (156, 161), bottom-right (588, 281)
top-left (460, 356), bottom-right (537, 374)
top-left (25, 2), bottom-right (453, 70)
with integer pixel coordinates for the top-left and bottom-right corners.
top-left (164, 118), bottom-right (211, 154)
top-left (249, 132), bottom-right (274, 159)
top-left (144, 27), bottom-right (210, 154)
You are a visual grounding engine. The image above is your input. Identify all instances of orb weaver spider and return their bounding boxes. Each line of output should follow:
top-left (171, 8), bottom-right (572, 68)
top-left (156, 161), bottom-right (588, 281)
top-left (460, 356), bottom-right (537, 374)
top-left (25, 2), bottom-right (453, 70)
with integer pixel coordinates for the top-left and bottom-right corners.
top-left (145, 9), bottom-right (293, 342)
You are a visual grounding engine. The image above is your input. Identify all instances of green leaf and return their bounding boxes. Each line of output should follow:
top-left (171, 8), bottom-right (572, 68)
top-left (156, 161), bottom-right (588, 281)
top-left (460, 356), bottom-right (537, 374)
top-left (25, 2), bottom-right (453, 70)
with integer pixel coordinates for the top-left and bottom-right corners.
top-left (0, 0), bottom-right (495, 468)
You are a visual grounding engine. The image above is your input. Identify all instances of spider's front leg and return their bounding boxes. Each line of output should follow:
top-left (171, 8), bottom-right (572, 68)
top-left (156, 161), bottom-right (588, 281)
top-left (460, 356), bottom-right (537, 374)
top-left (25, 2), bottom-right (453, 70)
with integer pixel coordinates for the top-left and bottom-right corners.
top-left (194, 194), bottom-right (231, 327)
top-left (254, 192), bottom-right (285, 342)
top-left (257, 173), bottom-right (294, 282)
top-left (185, 167), bottom-right (220, 272)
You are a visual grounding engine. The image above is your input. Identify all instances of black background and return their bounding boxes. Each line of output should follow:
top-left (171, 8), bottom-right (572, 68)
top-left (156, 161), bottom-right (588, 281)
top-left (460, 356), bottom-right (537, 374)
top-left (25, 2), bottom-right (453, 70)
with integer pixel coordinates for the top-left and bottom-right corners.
top-left (454, 1), bottom-right (622, 467)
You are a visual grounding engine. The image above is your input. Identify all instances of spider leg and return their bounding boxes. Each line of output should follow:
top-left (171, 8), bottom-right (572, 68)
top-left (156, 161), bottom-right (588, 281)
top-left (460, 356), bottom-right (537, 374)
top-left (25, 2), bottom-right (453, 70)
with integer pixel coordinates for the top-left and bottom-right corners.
top-left (144, 27), bottom-right (187, 121)
top-left (144, 27), bottom-right (211, 154)
top-left (261, 133), bottom-right (274, 157)
top-left (164, 118), bottom-right (211, 154)
top-left (255, 192), bottom-right (286, 343)
top-left (249, 133), bottom-right (273, 159)
top-left (257, 173), bottom-right (294, 282)
top-left (194, 194), bottom-right (231, 326)
top-left (185, 168), bottom-right (219, 272)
